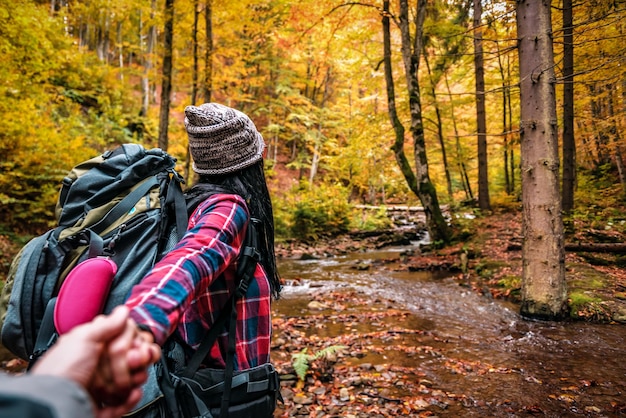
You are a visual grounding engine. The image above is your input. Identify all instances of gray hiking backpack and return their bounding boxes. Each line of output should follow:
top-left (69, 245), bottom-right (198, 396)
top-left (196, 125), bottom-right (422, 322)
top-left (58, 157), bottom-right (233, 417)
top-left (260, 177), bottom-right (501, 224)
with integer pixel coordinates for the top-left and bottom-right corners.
top-left (0, 143), bottom-right (188, 361)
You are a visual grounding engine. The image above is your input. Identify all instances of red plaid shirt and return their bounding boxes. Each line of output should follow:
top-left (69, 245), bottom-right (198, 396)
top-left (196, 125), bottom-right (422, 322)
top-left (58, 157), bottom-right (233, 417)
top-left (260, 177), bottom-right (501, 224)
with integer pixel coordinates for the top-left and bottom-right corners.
top-left (125, 193), bottom-right (271, 370)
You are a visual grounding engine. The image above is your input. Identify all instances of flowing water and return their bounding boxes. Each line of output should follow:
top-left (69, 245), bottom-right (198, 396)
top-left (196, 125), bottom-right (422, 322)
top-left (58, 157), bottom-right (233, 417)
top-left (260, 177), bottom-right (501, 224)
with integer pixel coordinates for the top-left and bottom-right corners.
top-left (275, 247), bottom-right (626, 417)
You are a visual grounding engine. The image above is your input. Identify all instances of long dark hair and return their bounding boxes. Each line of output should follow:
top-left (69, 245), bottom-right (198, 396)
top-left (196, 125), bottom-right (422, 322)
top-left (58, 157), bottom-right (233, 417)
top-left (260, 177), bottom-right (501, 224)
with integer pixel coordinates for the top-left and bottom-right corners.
top-left (194, 160), bottom-right (281, 298)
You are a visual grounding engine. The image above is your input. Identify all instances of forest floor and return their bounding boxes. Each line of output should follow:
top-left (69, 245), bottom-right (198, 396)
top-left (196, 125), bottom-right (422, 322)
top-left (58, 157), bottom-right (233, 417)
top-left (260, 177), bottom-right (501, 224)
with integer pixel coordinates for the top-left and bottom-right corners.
top-left (270, 209), bottom-right (626, 417)
top-left (1, 210), bottom-right (626, 416)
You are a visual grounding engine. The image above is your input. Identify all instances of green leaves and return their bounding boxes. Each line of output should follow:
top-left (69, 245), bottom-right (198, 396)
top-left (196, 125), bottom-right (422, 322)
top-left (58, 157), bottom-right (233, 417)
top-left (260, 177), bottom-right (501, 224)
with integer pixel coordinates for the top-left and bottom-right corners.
top-left (291, 345), bottom-right (347, 381)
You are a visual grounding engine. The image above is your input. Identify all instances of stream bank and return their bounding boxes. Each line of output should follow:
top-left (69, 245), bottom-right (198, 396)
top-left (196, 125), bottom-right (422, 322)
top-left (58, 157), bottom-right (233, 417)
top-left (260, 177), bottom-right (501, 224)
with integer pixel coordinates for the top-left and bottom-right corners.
top-left (272, 232), bottom-right (626, 417)
top-left (275, 210), bottom-right (626, 324)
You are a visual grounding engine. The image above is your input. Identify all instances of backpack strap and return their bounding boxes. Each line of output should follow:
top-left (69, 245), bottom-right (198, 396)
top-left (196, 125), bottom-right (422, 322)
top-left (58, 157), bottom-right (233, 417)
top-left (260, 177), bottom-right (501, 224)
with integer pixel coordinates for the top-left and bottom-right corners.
top-left (28, 297), bottom-right (58, 369)
top-left (185, 183), bottom-right (237, 216)
top-left (164, 175), bottom-right (188, 242)
top-left (92, 177), bottom-right (158, 235)
top-left (180, 219), bottom-right (260, 418)
top-left (220, 218), bottom-right (260, 417)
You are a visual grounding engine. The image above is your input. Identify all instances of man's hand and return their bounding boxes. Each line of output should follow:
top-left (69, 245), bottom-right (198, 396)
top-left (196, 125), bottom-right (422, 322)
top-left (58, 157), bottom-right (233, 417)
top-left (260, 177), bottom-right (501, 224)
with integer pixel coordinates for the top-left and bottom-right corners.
top-left (30, 306), bottom-right (160, 417)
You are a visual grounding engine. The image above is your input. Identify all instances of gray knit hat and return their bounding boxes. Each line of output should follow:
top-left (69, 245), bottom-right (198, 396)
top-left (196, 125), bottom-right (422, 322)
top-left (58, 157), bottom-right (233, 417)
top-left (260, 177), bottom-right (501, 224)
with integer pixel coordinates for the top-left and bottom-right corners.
top-left (185, 103), bottom-right (265, 175)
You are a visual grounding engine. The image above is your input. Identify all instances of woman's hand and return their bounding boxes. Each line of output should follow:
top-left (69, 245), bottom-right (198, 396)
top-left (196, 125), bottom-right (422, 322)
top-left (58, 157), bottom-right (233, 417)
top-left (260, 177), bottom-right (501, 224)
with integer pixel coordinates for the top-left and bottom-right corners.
top-left (31, 306), bottom-right (161, 416)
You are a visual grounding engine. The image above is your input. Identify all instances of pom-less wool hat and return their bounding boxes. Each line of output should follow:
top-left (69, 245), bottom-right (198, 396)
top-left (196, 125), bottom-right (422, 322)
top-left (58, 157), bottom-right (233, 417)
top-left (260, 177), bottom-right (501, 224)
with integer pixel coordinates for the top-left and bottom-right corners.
top-left (185, 103), bottom-right (265, 175)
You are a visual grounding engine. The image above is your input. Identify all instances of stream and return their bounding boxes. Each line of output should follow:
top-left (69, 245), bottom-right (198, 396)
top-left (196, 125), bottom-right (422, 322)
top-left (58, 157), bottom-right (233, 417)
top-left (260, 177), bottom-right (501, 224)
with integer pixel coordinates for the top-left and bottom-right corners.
top-left (274, 246), bottom-right (626, 417)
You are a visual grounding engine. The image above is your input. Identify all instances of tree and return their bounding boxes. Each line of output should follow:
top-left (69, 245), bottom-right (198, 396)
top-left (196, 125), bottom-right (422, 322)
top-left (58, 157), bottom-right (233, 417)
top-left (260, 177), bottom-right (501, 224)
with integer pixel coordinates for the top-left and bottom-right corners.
top-left (424, 54), bottom-right (453, 199)
top-left (490, 9), bottom-right (517, 196)
top-left (473, 0), bottom-right (490, 211)
top-left (203, 0), bottom-right (213, 103)
top-left (516, 0), bottom-right (568, 320)
top-left (423, 0), bottom-right (471, 202)
top-left (191, 0), bottom-right (200, 106)
top-left (157, 0), bottom-right (175, 151)
top-left (140, 0), bottom-right (157, 117)
top-left (561, 0), bottom-right (575, 213)
top-left (382, 0), bottom-right (450, 243)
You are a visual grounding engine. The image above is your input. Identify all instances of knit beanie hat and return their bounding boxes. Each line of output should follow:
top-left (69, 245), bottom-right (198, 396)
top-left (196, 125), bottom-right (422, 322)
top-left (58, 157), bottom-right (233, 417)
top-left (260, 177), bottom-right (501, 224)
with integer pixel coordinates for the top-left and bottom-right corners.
top-left (185, 103), bottom-right (265, 175)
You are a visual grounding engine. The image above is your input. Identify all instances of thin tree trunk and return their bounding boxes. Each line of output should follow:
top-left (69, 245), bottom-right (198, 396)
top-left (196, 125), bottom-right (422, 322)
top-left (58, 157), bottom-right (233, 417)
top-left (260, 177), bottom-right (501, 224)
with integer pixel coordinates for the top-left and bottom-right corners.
top-left (516, 0), bottom-right (568, 320)
top-left (473, 0), bottom-right (490, 210)
top-left (398, 0), bottom-right (450, 242)
top-left (508, 54), bottom-right (515, 193)
top-left (608, 90), bottom-right (626, 191)
top-left (444, 72), bottom-right (473, 201)
top-left (496, 38), bottom-right (516, 196)
top-left (203, 0), bottom-right (213, 103)
top-left (382, 0), bottom-right (416, 197)
top-left (96, 11), bottom-right (111, 63)
top-left (140, 1), bottom-right (157, 117)
top-left (562, 0), bottom-right (576, 213)
top-left (310, 68), bottom-right (331, 183)
top-left (158, 0), bottom-right (175, 151)
top-left (424, 54), bottom-right (453, 199)
top-left (117, 22), bottom-right (124, 82)
top-left (191, 0), bottom-right (200, 106)
top-left (496, 39), bottom-right (511, 194)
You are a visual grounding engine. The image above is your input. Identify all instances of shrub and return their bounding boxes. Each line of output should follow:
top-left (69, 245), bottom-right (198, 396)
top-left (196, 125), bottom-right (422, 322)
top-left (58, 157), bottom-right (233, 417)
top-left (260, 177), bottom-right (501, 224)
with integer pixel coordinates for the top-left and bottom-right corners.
top-left (289, 182), bottom-right (351, 240)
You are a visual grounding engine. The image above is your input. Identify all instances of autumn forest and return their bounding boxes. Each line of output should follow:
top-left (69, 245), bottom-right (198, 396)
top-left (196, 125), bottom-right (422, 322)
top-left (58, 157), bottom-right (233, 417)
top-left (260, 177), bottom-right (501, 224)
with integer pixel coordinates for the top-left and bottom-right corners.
top-left (1, 0), bottom-right (626, 319)
top-left (2, 0), bottom-right (626, 415)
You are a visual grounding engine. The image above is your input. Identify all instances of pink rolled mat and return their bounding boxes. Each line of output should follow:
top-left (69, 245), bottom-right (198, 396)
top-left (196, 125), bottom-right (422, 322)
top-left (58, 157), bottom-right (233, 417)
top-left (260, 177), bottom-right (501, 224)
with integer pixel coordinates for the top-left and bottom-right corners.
top-left (54, 257), bottom-right (117, 334)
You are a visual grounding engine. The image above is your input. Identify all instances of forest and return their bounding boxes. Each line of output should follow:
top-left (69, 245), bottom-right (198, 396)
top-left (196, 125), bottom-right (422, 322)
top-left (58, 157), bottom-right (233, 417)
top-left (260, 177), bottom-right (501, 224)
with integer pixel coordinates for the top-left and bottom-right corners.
top-left (1, 0), bottom-right (625, 315)
top-left (1, 0), bottom-right (626, 415)
top-left (0, 0), bottom-right (621, 229)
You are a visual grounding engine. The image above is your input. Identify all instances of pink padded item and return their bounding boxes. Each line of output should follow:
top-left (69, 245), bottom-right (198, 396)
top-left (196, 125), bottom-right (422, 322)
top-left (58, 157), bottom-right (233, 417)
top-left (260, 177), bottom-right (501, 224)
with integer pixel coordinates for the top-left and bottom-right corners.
top-left (54, 257), bottom-right (117, 335)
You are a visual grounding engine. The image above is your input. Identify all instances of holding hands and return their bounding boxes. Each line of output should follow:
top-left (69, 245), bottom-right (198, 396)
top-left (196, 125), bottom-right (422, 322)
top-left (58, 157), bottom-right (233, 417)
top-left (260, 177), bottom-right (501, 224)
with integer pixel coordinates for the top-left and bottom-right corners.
top-left (30, 306), bottom-right (160, 418)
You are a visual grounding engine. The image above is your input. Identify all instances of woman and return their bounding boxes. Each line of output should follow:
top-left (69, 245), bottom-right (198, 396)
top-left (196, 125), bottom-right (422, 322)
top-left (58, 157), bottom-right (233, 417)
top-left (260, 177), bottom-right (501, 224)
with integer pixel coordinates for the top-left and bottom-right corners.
top-left (125, 103), bottom-right (280, 386)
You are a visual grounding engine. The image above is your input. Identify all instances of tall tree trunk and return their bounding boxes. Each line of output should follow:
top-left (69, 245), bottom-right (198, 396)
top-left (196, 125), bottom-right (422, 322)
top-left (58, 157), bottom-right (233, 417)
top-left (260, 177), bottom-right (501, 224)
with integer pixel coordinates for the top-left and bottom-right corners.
top-left (382, 1), bottom-right (415, 195)
top-left (96, 10), bottom-right (111, 63)
top-left (399, 0), bottom-right (450, 243)
top-left (561, 0), bottom-right (576, 213)
top-left (608, 90), bottom-right (626, 191)
top-left (495, 38), bottom-right (513, 195)
top-left (424, 54), bottom-right (453, 199)
top-left (516, 0), bottom-right (568, 320)
top-left (117, 22), bottom-right (124, 82)
top-left (473, 0), bottom-right (490, 210)
top-left (191, 0), bottom-right (200, 106)
top-left (203, 0), bottom-right (213, 103)
top-left (508, 53), bottom-right (515, 194)
top-left (309, 69), bottom-right (332, 184)
top-left (158, 0), bottom-right (175, 151)
top-left (444, 72), bottom-right (473, 201)
top-left (140, 0), bottom-right (157, 117)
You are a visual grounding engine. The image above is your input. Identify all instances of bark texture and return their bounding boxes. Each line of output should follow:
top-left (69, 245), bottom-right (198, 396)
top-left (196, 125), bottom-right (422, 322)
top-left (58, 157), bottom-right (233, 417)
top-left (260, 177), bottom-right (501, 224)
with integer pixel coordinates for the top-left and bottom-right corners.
top-left (473, 0), bottom-right (490, 210)
top-left (157, 0), bottom-right (175, 151)
top-left (516, 0), bottom-right (568, 320)
top-left (561, 0), bottom-right (575, 212)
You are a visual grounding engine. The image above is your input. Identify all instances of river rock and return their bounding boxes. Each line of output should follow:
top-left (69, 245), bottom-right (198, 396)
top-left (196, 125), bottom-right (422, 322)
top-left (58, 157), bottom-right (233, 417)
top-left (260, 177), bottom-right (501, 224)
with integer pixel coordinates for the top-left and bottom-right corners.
top-left (307, 300), bottom-right (328, 310)
top-left (293, 394), bottom-right (314, 405)
top-left (339, 387), bottom-right (350, 401)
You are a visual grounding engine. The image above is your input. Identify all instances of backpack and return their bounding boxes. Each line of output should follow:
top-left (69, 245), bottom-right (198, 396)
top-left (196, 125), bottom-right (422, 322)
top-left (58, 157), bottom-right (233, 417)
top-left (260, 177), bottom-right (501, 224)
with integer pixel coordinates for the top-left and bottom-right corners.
top-left (0, 143), bottom-right (188, 361)
top-left (0, 143), bottom-right (281, 416)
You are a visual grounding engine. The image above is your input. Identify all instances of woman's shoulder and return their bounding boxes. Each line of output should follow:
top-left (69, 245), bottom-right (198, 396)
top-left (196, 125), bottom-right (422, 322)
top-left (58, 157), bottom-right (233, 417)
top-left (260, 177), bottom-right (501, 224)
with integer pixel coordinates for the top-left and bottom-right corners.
top-left (192, 191), bottom-right (248, 223)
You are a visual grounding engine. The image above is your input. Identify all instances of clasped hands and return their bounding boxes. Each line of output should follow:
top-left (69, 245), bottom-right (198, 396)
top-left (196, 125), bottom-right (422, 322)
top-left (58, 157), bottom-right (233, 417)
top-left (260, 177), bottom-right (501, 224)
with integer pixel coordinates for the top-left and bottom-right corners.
top-left (30, 306), bottom-right (159, 418)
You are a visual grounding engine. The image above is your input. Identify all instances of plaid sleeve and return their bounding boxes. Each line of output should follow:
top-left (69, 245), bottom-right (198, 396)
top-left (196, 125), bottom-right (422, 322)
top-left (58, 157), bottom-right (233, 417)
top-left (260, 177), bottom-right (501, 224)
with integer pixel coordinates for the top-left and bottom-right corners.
top-left (125, 194), bottom-right (248, 345)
